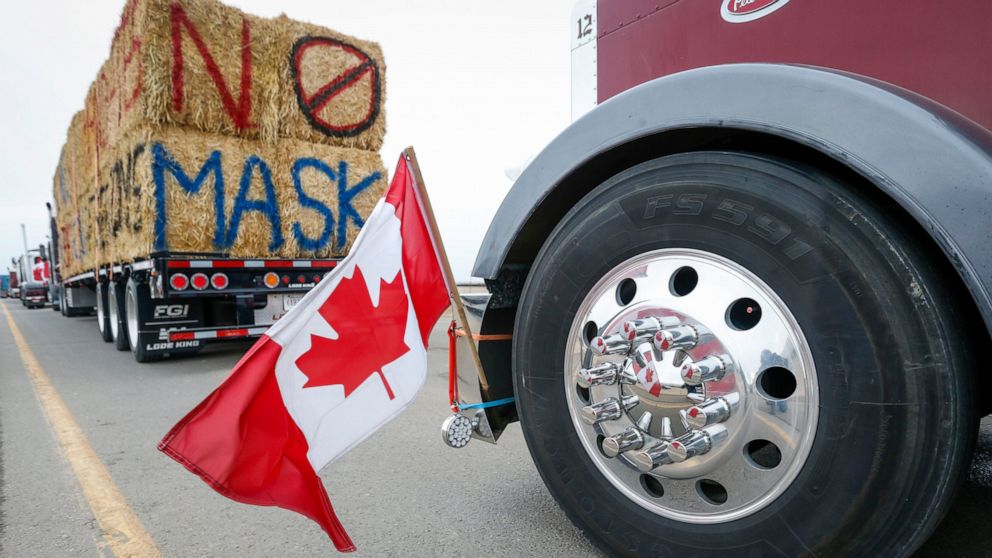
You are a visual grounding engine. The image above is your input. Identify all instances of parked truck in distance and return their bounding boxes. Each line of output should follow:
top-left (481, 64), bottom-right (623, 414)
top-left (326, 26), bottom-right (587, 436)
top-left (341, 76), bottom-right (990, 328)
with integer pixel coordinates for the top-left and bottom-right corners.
top-left (13, 250), bottom-right (49, 309)
top-left (7, 270), bottom-right (18, 299)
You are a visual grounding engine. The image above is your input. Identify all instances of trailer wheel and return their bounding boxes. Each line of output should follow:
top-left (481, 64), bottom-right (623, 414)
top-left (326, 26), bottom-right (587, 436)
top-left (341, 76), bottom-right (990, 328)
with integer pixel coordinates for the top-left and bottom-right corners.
top-left (125, 278), bottom-right (158, 363)
top-left (96, 283), bottom-right (113, 342)
top-left (513, 152), bottom-right (977, 557)
top-left (108, 280), bottom-right (130, 351)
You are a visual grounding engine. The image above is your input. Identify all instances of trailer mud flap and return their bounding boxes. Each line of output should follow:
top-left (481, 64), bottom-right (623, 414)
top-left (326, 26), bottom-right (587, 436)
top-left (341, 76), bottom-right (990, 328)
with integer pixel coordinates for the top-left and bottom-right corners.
top-left (142, 339), bottom-right (204, 353)
top-left (142, 298), bottom-right (206, 355)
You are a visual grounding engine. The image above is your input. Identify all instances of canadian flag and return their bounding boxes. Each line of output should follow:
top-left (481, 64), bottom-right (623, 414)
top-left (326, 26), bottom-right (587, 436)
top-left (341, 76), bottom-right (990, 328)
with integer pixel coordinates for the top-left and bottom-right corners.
top-left (158, 153), bottom-right (451, 552)
top-left (32, 259), bottom-right (50, 283)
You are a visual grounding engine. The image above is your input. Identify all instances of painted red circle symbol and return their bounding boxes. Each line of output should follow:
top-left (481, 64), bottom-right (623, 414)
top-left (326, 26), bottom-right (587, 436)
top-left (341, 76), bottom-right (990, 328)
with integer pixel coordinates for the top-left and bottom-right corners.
top-left (290, 36), bottom-right (381, 138)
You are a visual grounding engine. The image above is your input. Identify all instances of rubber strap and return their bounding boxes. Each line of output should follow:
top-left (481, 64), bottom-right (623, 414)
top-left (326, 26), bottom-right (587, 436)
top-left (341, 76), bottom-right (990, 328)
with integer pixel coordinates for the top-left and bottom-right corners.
top-left (453, 328), bottom-right (513, 341)
top-left (457, 397), bottom-right (516, 410)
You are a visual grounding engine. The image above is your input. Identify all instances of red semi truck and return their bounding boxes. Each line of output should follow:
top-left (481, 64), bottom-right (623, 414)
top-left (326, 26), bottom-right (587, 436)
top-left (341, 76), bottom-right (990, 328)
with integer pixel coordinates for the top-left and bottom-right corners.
top-left (449, 1), bottom-right (992, 556)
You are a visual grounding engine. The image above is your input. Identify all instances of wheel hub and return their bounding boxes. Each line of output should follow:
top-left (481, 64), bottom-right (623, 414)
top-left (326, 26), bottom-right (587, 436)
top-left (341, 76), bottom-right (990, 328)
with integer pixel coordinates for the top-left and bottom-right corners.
top-left (566, 249), bottom-right (817, 523)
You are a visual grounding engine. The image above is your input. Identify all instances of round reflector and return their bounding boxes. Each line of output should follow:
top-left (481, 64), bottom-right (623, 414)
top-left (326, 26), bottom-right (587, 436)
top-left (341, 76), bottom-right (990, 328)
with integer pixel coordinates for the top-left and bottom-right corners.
top-left (281, 275), bottom-right (290, 285)
top-left (211, 273), bottom-right (229, 289)
top-left (191, 273), bottom-right (209, 290)
top-left (170, 273), bottom-right (189, 291)
top-left (263, 272), bottom-right (279, 289)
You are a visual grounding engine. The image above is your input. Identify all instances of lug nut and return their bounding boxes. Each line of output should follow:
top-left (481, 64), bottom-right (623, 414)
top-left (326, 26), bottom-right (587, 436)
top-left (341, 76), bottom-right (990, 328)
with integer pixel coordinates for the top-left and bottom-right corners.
top-left (660, 416), bottom-right (674, 439)
top-left (668, 425), bottom-right (728, 463)
top-left (685, 397), bottom-right (732, 429)
top-left (576, 362), bottom-right (620, 388)
top-left (581, 399), bottom-right (623, 425)
top-left (622, 316), bottom-right (681, 341)
top-left (680, 355), bottom-right (728, 386)
top-left (620, 394), bottom-right (640, 411)
top-left (580, 395), bottom-right (638, 425)
top-left (618, 362), bottom-right (639, 385)
top-left (602, 427), bottom-right (645, 457)
top-left (631, 441), bottom-right (676, 472)
top-left (636, 411), bottom-right (654, 433)
top-left (653, 325), bottom-right (699, 352)
top-left (590, 333), bottom-right (631, 356)
top-left (580, 395), bottom-right (641, 425)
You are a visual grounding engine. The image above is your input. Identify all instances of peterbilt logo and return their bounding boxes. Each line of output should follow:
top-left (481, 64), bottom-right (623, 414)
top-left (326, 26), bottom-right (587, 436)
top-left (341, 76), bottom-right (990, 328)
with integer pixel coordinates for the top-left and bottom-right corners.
top-left (721, 0), bottom-right (790, 23)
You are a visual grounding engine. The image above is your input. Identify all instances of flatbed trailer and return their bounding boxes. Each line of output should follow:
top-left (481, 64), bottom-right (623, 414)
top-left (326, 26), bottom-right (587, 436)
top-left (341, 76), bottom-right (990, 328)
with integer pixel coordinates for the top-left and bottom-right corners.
top-left (60, 254), bottom-right (338, 362)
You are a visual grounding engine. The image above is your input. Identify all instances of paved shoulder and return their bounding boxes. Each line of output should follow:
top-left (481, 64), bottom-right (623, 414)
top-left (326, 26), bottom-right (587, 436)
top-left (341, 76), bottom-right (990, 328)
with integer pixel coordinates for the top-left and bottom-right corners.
top-left (0, 303), bottom-right (104, 557)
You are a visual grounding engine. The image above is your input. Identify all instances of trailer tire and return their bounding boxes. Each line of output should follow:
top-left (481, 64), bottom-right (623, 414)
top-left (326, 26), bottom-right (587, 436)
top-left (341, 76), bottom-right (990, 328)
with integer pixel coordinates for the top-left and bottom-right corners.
top-left (513, 152), bottom-right (977, 557)
top-left (125, 278), bottom-right (158, 363)
top-left (96, 282), bottom-right (113, 342)
top-left (108, 280), bottom-right (130, 351)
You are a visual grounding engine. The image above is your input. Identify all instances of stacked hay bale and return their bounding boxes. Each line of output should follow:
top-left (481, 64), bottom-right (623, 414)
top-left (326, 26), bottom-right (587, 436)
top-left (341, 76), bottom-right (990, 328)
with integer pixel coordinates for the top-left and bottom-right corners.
top-left (54, 0), bottom-right (387, 277)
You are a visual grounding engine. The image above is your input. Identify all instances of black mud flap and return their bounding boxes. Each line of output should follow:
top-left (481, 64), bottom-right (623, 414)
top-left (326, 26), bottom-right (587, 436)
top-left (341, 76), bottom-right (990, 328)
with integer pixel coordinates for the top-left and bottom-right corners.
top-left (136, 295), bottom-right (206, 360)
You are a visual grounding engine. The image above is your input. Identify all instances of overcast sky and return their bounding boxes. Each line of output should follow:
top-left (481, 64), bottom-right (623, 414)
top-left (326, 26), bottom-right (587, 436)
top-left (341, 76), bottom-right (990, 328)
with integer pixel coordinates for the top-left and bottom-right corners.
top-left (0, 0), bottom-right (575, 281)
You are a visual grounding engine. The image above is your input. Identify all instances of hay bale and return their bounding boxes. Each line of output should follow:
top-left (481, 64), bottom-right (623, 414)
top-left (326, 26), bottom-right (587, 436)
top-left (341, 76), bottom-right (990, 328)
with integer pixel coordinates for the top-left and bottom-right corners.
top-left (56, 112), bottom-right (96, 276)
top-left (52, 148), bottom-right (77, 277)
top-left (85, 0), bottom-right (386, 149)
top-left (93, 125), bottom-right (386, 266)
top-left (58, 0), bottom-right (390, 272)
top-left (273, 16), bottom-right (386, 151)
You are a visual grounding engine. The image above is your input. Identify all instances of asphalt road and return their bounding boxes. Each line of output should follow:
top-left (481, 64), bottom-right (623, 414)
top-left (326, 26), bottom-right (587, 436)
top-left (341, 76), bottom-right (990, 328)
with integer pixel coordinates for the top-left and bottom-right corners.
top-left (0, 300), bottom-right (989, 557)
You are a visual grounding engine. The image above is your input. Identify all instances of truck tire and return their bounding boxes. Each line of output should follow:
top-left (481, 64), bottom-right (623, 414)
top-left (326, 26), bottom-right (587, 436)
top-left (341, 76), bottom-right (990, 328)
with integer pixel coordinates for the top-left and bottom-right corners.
top-left (513, 152), bottom-right (977, 557)
top-left (96, 282), bottom-right (113, 342)
top-left (125, 277), bottom-right (159, 363)
top-left (108, 279), bottom-right (130, 351)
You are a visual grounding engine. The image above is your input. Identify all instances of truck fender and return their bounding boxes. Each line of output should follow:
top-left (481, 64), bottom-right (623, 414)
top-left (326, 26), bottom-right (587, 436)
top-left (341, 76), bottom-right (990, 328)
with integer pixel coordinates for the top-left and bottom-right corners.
top-left (473, 63), bottom-right (992, 335)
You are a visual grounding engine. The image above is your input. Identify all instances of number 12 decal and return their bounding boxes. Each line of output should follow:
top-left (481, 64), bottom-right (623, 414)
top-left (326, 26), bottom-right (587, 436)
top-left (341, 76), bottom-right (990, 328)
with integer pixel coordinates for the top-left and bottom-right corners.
top-left (577, 14), bottom-right (593, 39)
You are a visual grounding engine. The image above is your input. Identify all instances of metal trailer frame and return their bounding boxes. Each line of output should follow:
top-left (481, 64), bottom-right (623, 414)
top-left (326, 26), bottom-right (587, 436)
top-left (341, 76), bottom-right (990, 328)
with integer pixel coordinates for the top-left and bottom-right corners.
top-left (60, 255), bottom-right (341, 360)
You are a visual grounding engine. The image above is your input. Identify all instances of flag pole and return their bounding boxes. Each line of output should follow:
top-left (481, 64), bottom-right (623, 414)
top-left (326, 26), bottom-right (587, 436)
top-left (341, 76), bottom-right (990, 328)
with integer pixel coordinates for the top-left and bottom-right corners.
top-left (403, 147), bottom-right (491, 392)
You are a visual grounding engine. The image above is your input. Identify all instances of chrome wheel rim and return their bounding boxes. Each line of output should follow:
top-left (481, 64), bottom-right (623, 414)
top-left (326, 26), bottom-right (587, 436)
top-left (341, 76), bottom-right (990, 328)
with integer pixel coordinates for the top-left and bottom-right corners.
top-left (565, 248), bottom-right (817, 523)
top-left (109, 285), bottom-right (119, 339)
top-left (97, 285), bottom-right (107, 334)
top-left (126, 283), bottom-right (139, 349)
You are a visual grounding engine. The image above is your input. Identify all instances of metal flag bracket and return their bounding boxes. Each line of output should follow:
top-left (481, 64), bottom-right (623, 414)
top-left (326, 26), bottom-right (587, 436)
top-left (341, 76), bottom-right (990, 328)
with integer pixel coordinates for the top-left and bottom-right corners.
top-left (442, 319), bottom-right (515, 448)
top-left (401, 147), bottom-right (514, 450)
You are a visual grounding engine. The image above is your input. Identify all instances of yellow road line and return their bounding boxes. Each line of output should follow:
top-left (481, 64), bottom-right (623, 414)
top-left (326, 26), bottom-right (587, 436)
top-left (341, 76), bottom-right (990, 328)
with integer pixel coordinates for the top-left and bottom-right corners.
top-left (1, 301), bottom-right (162, 558)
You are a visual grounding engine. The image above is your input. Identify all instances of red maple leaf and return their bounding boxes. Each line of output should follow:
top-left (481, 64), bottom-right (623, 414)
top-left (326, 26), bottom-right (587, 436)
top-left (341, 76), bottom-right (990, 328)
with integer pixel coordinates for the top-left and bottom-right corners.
top-left (294, 266), bottom-right (410, 400)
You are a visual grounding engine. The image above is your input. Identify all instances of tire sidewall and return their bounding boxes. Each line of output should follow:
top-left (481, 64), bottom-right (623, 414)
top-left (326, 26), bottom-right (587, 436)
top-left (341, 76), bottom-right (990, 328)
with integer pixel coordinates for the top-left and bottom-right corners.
top-left (97, 282), bottom-right (113, 341)
top-left (109, 280), bottom-right (130, 351)
top-left (125, 278), bottom-right (158, 363)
